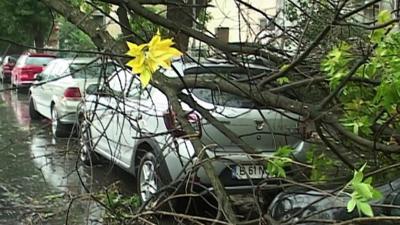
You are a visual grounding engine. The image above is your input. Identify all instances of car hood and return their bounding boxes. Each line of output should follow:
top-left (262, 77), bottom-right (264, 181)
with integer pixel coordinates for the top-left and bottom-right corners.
top-left (268, 178), bottom-right (400, 224)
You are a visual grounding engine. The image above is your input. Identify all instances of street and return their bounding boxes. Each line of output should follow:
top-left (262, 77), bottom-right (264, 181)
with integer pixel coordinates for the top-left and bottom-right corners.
top-left (0, 85), bottom-right (135, 225)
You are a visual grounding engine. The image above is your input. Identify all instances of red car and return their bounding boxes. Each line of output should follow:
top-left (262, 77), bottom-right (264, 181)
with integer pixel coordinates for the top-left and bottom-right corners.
top-left (1, 55), bottom-right (17, 82)
top-left (11, 53), bottom-right (56, 87)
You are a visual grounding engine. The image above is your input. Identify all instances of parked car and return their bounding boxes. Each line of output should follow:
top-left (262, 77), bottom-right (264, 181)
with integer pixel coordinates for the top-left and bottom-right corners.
top-left (79, 59), bottom-right (314, 205)
top-left (0, 55), bottom-right (17, 82)
top-left (29, 58), bottom-right (116, 137)
top-left (268, 178), bottom-right (400, 224)
top-left (11, 52), bottom-right (56, 88)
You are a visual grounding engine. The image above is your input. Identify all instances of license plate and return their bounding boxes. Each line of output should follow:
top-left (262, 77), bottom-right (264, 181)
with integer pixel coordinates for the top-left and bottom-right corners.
top-left (233, 165), bottom-right (267, 180)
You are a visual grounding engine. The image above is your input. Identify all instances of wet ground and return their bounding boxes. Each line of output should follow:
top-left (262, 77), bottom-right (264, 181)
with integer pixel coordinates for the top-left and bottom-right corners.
top-left (0, 85), bottom-right (136, 225)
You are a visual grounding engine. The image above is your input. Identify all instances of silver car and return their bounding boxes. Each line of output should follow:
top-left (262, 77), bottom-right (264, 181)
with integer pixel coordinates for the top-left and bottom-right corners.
top-left (29, 58), bottom-right (115, 137)
top-left (79, 59), bottom-right (312, 204)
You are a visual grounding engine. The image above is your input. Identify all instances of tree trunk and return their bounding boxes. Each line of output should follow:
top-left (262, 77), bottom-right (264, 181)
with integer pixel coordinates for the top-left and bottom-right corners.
top-left (34, 32), bottom-right (45, 52)
top-left (166, 0), bottom-right (193, 52)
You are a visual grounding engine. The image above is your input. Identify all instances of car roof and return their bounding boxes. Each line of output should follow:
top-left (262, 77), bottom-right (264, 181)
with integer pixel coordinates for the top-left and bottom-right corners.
top-left (24, 52), bottom-right (56, 57)
top-left (162, 57), bottom-right (273, 78)
top-left (51, 57), bottom-right (100, 65)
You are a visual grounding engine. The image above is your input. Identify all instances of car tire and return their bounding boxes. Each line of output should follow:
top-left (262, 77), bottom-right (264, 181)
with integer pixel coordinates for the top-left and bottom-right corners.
top-left (79, 118), bottom-right (99, 165)
top-left (137, 151), bottom-right (162, 205)
top-left (51, 106), bottom-right (69, 138)
top-left (29, 97), bottom-right (41, 120)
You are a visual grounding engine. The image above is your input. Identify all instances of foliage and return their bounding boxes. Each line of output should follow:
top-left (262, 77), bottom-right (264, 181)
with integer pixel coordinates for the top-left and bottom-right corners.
top-left (0, 0), bottom-right (52, 51)
top-left (321, 42), bottom-right (352, 89)
top-left (306, 147), bottom-right (336, 182)
top-left (126, 31), bottom-right (182, 87)
top-left (68, 0), bottom-right (111, 14)
top-left (266, 146), bottom-right (293, 178)
top-left (283, 0), bottom-right (367, 46)
top-left (97, 184), bottom-right (141, 218)
top-left (320, 10), bottom-right (399, 139)
top-left (128, 6), bottom-right (164, 42)
top-left (58, 17), bottom-right (96, 56)
top-left (346, 164), bottom-right (382, 217)
top-left (277, 77), bottom-right (290, 85)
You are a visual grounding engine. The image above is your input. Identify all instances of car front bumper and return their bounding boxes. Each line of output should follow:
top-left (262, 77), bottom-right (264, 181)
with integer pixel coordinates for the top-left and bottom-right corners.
top-left (164, 139), bottom-right (312, 193)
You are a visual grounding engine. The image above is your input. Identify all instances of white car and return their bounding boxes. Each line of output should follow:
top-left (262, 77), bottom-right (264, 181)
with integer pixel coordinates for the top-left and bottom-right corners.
top-left (79, 59), bottom-right (312, 204)
top-left (29, 58), bottom-right (115, 137)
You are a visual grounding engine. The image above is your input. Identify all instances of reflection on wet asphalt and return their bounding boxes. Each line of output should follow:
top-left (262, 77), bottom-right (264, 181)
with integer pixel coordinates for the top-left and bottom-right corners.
top-left (0, 85), bottom-right (135, 225)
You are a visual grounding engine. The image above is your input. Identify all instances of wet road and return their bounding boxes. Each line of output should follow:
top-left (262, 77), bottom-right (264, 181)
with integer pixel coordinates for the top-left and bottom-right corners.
top-left (0, 85), bottom-right (135, 225)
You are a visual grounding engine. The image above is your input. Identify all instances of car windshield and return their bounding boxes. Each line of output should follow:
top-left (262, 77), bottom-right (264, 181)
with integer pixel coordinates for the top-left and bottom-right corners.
top-left (187, 68), bottom-right (268, 108)
top-left (70, 62), bottom-right (117, 79)
top-left (26, 56), bottom-right (54, 66)
top-left (192, 88), bottom-right (261, 108)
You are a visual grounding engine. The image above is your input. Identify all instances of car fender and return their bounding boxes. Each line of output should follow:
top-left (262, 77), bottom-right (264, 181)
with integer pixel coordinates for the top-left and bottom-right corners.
top-left (130, 138), bottom-right (172, 183)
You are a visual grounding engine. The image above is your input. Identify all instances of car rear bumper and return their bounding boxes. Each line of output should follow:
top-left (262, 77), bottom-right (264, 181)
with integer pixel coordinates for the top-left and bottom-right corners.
top-left (56, 100), bottom-right (80, 124)
top-left (15, 80), bottom-right (34, 86)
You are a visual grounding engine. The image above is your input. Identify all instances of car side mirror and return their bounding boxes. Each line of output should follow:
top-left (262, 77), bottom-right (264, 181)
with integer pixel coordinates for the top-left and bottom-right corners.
top-left (34, 73), bottom-right (43, 81)
top-left (9, 59), bottom-right (16, 66)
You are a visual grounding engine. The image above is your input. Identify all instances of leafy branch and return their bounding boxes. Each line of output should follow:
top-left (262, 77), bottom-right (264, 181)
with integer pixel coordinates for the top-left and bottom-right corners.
top-left (346, 164), bottom-right (382, 217)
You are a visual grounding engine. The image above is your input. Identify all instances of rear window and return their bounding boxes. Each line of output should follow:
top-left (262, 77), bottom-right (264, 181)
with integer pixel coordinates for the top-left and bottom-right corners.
top-left (192, 88), bottom-right (260, 108)
top-left (69, 62), bottom-right (117, 79)
top-left (26, 56), bottom-right (55, 66)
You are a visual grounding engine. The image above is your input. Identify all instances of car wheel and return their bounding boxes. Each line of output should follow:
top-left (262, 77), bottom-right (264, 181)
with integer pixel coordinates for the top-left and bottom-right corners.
top-left (79, 118), bottom-right (99, 165)
top-left (51, 106), bottom-right (69, 138)
top-left (29, 97), bottom-right (41, 120)
top-left (137, 151), bottom-right (161, 205)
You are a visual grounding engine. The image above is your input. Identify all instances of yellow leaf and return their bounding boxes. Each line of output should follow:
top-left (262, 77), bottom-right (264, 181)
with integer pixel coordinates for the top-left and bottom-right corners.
top-left (125, 32), bottom-right (182, 88)
top-left (140, 68), bottom-right (152, 87)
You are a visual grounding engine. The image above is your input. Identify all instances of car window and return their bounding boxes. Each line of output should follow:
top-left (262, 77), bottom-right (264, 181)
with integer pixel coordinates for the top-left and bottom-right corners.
top-left (103, 69), bottom-right (149, 99)
top-left (41, 61), bottom-right (58, 80)
top-left (53, 61), bottom-right (70, 77)
top-left (125, 76), bottom-right (150, 99)
top-left (68, 61), bottom-right (115, 79)
top-left (15, 55), bottom-right (27, 66)
top-left (192, 88), bottom-right (259, 108)
top-left (2, 57), bottom-right (7, 65)
top-left (26, 56), bottom-right (54, 66)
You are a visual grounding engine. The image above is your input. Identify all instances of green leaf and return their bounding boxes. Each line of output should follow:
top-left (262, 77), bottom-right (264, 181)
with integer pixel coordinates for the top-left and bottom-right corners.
top-left (370, 29), bottom-right (386, 43)
top-left (277, 77), bottom-right (290, 85)
top-left (280, 64), bottom-right (290, 71)
top-left (276, 146), bottom-right (294, 157)
top-left (277, 166), bottom-right (286, 178)
top-left (364, 177), bottom-right (372, 185)
top-left (347, 198), bottom-right (357, 212)
top-left (358, 201), bottom-right (374, 217)
top-left (353, 183), bottom-right (373, 199)
top-left (372, 189), bottom-right (383, 200)
top-left (352, 170), bottom-right (364, 185)
top-left (377, 10), bottom-right (391, 24)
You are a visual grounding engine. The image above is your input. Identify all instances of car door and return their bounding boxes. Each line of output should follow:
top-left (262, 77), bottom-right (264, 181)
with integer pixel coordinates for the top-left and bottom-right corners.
top-left (114, 77), bottom-right (149, 167)
top-left (39, 61), bottom-right (69, 118)
top-left (31, 61), bottom-right (57, 119)
top-left (88, 70), bottom-right (128, 165)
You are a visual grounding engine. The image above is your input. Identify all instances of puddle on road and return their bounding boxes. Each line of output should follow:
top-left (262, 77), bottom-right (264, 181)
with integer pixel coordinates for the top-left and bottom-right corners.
top-left (0, 87), bottom-right (134, 225)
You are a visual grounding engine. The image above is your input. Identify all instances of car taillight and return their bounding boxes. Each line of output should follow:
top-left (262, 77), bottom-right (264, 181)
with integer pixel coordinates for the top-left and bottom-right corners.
top-left (163, 109), bottom-right (202, 139)
top-left (64, 87), bottom-right (82, 100)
